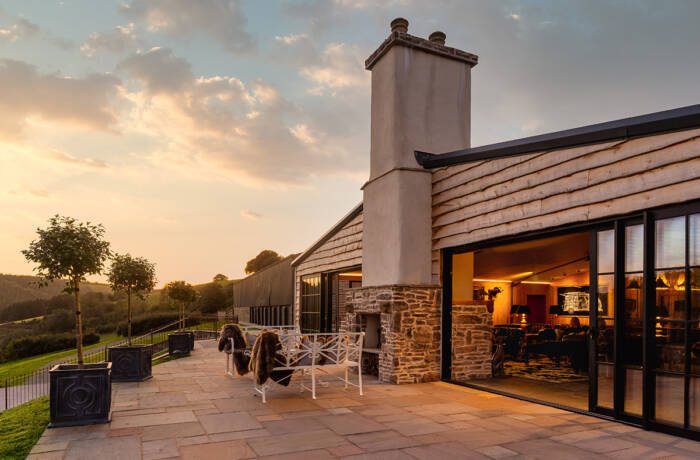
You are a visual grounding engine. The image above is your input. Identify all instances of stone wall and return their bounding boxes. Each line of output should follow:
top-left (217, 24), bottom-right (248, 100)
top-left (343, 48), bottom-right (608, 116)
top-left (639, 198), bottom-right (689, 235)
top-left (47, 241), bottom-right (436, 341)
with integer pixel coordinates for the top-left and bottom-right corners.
top-left (451, 303), bottom-right (492, 381)
top-left (346, 285), bottom-right (441, 384)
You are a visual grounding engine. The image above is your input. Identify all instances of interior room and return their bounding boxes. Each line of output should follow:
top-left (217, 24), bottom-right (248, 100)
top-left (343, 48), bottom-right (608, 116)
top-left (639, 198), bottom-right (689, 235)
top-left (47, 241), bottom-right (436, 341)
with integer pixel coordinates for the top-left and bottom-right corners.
top-left (452, 231), bottom-right (596, 410)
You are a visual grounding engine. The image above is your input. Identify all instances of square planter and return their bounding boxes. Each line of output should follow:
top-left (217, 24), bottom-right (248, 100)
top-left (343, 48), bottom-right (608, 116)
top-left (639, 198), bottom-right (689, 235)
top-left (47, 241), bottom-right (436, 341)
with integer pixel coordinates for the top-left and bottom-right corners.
top-left (49, 362), bottom-right (112, 428)
top-left (168, 332), bottom-right (191, 356)
top-left (108, 345), bottom-right (152, 382)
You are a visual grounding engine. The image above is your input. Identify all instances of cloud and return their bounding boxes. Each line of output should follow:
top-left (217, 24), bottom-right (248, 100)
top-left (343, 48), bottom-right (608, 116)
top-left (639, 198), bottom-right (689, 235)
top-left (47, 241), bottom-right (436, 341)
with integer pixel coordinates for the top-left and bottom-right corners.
top-left (80, 23), bottom-right (139, 57)
top-left (117, 48), bottom-right (364, 187)
top-left (45, 150), bottom-right (110, 169)
top-left (0, 17), bottom-right (39, 42)
top-left (275, 33), bottom-right (308, 45)
top-left (300, 42), bottom-right (368, 95)
top-left (118, 47), bottom-right (192, 94)
top-left (120, 0), bottom-right (255, 54)
top-left (0, 59), bottom-right (122, 138)
top-left (240, 209), bottom-right (261, 221)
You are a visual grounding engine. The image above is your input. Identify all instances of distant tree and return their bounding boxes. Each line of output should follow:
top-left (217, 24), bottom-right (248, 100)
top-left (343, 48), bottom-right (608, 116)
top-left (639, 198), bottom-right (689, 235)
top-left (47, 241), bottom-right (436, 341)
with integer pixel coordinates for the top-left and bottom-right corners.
top-left (244, 250), bottom-right (283, 274)
top-left (197, 282), bottom-right (227, 314)
top-left (163, 281), bottom-right (197, 329)
top-left (107, 254), bottom-right (157, 344)
top-left (212, 273), bottom-right (228, 283)
top-left (22, 215), bottom-right (111, 365)
top-left (0, 298), bottom-right (48, 322)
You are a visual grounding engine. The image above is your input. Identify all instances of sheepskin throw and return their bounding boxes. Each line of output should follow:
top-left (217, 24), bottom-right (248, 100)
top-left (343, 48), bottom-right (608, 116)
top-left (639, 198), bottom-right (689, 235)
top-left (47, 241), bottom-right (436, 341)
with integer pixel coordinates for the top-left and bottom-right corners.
top-left (218, 323), bottom-right (250, 376)
top-left (250, 331), bottom-right (293, 386)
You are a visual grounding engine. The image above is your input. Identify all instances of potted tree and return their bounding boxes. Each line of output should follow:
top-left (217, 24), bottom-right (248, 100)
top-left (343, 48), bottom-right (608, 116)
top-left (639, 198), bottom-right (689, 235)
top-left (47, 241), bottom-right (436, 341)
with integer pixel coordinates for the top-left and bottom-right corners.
top-left (107, 254), bottom-right (157, 381)
top-left (164, 281), bottom-right (197, 355)
top-left (22, 215), bottom-right (112, 427)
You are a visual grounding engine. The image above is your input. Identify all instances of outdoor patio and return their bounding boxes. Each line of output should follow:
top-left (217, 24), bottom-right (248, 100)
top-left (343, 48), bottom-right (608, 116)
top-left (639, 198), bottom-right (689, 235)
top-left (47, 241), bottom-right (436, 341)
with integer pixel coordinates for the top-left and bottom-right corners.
top-left (29, 340), bottom-right (700, 460)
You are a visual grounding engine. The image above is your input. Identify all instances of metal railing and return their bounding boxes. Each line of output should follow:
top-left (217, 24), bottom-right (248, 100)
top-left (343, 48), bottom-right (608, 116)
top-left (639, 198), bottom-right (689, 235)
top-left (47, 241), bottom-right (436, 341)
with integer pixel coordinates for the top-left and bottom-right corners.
top-left (1, 315), bottom-right (228, 412)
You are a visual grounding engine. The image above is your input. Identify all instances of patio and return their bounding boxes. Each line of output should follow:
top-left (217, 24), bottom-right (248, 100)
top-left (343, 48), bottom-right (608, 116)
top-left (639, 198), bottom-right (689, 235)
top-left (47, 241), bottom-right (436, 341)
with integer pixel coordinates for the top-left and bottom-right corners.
top-left (29, 340), bottom-right (700, 459)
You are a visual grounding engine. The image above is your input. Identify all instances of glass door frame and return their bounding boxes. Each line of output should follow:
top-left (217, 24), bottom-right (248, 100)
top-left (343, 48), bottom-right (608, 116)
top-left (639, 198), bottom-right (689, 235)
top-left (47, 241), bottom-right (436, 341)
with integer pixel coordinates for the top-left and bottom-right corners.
top-left (441, 199), bottom-right (700, 441)
top-left (588, 217), bottom-right (647, 426)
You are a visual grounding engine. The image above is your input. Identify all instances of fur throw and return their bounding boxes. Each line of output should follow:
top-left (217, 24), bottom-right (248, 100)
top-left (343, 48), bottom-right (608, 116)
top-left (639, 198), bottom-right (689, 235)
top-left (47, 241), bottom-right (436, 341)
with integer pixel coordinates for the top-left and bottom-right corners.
top-left (250, 331), bottom-right (293, 386)
top-left (218, 323), bottom-right (250, 376)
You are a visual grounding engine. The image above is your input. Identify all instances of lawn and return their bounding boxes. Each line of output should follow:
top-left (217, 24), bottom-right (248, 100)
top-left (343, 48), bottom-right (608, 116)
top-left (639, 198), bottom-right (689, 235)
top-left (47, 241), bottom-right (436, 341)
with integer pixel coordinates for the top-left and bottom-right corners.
top-left (0, 333), bottom-right (121, 384)
top-left (0, 396), bottom-right (49, 459)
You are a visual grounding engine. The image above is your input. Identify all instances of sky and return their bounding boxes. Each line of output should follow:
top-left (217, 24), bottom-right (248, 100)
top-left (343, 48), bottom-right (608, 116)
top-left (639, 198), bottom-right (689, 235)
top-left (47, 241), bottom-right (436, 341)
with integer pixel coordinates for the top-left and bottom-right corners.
top-left (1, 0), bottom-right (700, 286)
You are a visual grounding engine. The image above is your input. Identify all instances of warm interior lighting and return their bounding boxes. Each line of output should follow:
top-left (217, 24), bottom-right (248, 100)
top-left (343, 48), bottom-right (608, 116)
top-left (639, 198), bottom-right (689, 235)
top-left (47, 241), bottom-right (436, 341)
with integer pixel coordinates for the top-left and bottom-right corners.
top-left (339, 271), bottom-right (362, 277)
top-left (509, 271), bottom-right (534, 279)
top-left (472, 278), bottom-right (512, 283)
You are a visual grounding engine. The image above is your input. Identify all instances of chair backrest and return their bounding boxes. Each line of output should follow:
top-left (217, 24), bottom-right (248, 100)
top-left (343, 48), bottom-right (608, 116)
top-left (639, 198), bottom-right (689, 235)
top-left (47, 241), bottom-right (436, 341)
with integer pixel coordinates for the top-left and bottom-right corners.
top-left (275, 332), bottom-right (364, 367)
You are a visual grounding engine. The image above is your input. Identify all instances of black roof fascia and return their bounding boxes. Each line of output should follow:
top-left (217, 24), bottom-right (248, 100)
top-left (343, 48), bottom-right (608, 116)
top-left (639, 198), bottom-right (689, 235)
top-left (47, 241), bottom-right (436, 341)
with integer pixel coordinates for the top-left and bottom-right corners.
top-left (415, 104), bottom-right (700, 169)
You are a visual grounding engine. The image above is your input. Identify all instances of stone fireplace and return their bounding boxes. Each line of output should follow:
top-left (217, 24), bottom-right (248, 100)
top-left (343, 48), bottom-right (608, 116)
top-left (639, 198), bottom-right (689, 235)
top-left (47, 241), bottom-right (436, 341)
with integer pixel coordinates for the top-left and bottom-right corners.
top-left (358, 312), bottom-right (380, 376)
top-left (346, 285), bottom-right (441, 384)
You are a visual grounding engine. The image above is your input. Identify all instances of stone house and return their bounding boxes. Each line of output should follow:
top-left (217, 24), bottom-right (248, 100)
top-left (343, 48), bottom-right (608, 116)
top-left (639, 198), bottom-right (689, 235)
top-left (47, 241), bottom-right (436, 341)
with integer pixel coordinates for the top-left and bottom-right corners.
top-left (289, 18), bottom-right (700, 439)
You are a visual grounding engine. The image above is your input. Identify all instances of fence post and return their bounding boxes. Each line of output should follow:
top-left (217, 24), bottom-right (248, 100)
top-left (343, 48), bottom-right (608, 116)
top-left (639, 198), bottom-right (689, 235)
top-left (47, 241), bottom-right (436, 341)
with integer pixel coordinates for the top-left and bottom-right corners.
top-left (4, 379), bottom-right (7, 411)
top-left (150, 332), bottom-right (154, 347)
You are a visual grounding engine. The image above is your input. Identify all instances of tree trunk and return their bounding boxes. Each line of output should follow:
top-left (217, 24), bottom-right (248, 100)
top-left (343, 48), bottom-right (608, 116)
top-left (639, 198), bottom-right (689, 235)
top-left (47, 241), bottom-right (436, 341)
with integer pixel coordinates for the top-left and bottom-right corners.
top-left (127, 286), bottom-right (132, 346)
top-left (74, 280), bottom-right (84, 366)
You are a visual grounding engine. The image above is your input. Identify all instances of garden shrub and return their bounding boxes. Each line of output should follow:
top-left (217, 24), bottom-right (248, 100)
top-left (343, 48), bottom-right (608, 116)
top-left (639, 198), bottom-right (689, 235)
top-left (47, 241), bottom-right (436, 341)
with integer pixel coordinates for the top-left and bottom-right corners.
top-left (0, 333), bottom-right (100, 362)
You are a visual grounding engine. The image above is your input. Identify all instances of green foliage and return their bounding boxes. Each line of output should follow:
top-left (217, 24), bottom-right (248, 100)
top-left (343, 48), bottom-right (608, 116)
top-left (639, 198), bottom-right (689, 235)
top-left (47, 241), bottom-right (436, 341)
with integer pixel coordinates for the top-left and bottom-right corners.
top-left (107, 253), bottom-right (157, 342)
top-left (244, 249), bottom-right (283, 274)
top-left (107, 254), bottom-right (157, 300)
top-left (163, 281), bottom-right (197, 304)
top-left (197, 282), bottom-right (228, 314)
top-left (163, 281), bottom-right (197, 329)
top-left (22, 215), bottom-right (111, 365)
top-left (213, 273), bottom-right (228, 282)
top-left (0, 396), bottom-right (49, 459)
top-left (22, 215), bottom-right (111, 293)
top-left (116, 312), bottom-right (182, 336)
top-left (0, 298), bottom-right (48, 322)
top-left (0, 332), bottom-right (100, 362)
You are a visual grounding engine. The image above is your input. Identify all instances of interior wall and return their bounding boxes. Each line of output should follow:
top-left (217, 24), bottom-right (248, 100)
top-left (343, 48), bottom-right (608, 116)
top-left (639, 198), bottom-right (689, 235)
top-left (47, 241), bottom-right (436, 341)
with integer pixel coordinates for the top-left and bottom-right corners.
top-left (452, 252), bottom-right (474, 303)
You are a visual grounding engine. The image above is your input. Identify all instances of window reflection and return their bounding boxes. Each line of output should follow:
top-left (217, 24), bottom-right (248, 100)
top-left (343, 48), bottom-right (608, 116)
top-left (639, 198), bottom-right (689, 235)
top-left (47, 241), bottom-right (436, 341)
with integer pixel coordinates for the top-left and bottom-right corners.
top-left (598, 229), bottom-right (615, 274)
top-left (691, 214), bottom-right (700, 266)
top-left (656, 217), bottom-right (686, 269)
top-left (656, 270), bottom-right (686, 320)
top-left (626, 225), bottom-right (644, 272)
top-left (691, 321), bottom-right (700, 376)
top-left (656, 320), bottom-right (686, 372)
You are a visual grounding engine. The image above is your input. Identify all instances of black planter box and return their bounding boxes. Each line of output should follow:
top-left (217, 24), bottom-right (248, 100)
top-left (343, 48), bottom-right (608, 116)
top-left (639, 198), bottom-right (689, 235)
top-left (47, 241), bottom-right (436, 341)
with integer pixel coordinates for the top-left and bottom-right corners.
top-left (49, 362), bottom-right (111, 428)
top-left (108, 345), bottom-right (152, 382)
top-left (168, 332), bottom-right (191, 356)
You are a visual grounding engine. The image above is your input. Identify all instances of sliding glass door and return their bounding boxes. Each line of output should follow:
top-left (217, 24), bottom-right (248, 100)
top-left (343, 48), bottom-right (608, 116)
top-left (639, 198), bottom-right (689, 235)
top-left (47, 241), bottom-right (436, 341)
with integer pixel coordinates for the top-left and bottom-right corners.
top-left (589, 205), bottom-right (700, 436)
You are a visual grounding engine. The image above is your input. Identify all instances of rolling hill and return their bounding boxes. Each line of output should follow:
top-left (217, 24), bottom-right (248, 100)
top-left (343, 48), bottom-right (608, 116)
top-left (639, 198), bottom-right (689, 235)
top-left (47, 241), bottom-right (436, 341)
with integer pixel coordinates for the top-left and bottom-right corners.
top-left (0, 274), bottom-right (111, 310)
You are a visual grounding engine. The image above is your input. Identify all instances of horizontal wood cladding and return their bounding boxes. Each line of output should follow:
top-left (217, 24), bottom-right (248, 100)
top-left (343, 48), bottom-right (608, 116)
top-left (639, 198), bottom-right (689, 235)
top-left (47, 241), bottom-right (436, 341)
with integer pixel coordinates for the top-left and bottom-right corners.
top-left (432, 127), bottom-right (700, 250)
top-left (296, 213), bottom-right (363, 277)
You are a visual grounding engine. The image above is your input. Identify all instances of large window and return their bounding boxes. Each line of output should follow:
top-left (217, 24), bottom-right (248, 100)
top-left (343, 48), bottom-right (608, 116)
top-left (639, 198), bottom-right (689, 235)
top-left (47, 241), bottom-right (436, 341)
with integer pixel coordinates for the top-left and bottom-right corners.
top-left (653, 213), bottom-right (700, 429)
top-left (300, 275), bottom-right (321, 332)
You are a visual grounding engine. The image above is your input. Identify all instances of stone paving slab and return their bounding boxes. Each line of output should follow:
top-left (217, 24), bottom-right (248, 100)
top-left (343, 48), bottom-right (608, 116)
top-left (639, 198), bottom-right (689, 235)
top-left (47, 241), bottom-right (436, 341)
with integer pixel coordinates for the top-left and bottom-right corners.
top-left (29, 340), bottom-right (700, 459)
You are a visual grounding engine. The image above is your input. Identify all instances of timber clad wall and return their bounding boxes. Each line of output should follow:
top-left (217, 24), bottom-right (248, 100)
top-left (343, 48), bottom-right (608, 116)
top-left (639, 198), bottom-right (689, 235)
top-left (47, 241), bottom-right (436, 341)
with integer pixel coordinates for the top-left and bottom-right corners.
top-left (430, 127), bottom-right (700, 279)
top-left (294, 212), bottom-right (363, 324)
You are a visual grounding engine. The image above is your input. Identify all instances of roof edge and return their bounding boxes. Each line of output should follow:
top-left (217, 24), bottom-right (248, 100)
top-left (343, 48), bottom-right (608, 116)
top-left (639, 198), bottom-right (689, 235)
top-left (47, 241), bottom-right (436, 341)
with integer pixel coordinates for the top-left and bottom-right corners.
top-left (292, 202), bottom-right (363, 268)
top-left (233, 253), bottom-right (300, 284)
top-left (416, 103), bottom-right (700, 169)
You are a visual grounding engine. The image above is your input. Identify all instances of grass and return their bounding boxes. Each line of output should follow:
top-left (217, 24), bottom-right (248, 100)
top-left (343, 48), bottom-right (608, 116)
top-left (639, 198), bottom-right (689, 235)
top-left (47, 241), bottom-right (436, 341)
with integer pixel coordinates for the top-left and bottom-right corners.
top-left (0, 396), bottom-right (49, 459)
top-left (0, 333), bottom-right (121, 384)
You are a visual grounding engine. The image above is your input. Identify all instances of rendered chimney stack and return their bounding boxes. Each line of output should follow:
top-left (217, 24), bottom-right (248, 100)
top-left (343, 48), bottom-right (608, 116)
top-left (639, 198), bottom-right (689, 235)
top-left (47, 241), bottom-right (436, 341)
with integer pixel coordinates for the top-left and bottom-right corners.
top-left (428, 31), bottom-right (446, 45)
top-left (390, 17), bottom-right (409, 34)
top-left (361, 19), bottom-right (478, 287)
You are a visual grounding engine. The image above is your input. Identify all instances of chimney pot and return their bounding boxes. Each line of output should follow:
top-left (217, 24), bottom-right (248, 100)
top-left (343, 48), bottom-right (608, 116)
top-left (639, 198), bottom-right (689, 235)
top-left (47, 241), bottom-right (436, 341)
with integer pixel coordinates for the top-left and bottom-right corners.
top-left (429, 31), bottom-right (446, 45)
top-left (390, 17), bottom-right (409, 34)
